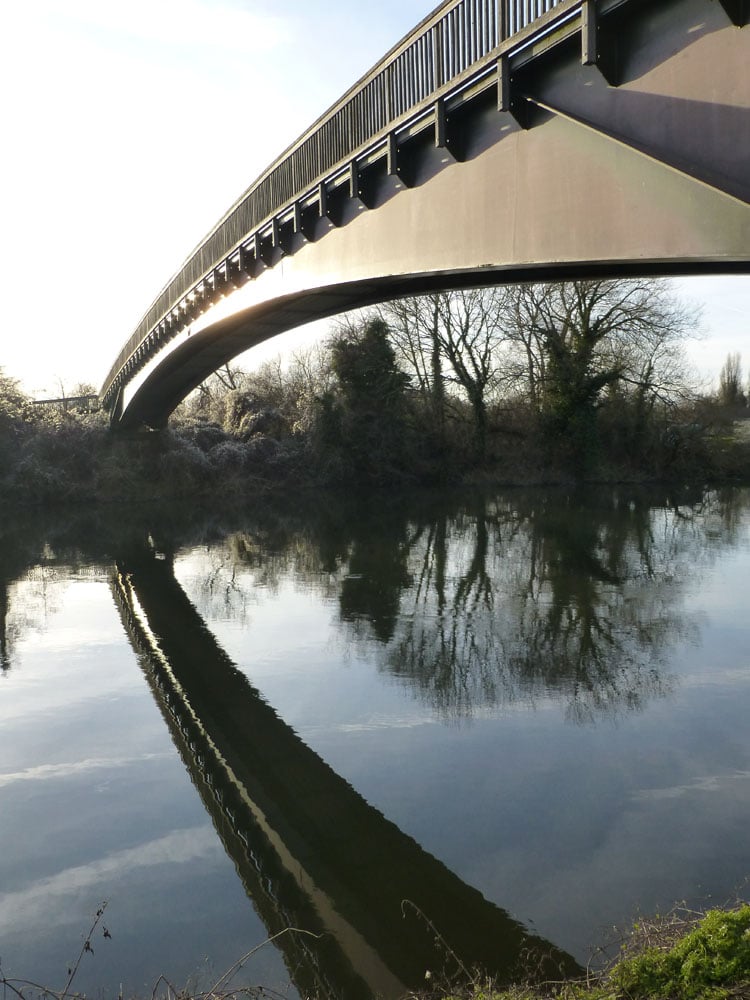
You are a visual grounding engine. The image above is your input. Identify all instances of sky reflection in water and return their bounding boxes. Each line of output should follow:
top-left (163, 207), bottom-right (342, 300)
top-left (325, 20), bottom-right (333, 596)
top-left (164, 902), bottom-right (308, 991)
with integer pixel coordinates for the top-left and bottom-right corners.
top-left (0, 486), bottom-right (748, 997)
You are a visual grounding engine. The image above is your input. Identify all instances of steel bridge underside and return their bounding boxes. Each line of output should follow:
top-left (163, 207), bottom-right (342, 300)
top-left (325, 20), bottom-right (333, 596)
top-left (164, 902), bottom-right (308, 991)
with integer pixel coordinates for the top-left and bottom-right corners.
top-left (106, 0), bottom-right (750, 429)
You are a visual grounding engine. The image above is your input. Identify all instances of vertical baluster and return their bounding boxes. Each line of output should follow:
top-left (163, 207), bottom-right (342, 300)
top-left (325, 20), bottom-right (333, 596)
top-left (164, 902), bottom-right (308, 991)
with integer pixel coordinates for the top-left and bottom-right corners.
top-left (452, 7), bottom-right (459, 78)
top-left (426, 33), bottom-right (432, 97)
top-left (320, 121), bottom-right (328, 178)
top-left (457, 1), bottom-right (464, 72)
top-left (411, 44), bottom-right (417, 105)
top-left (426, 28), bottom-right (433, 94)
top-left (440, 14), bottom-right (451, 83)
top-left (412, 38), bottom-right (418, 103)
top-left (414, 37), bottom-right (420, 100)
top-left (425, 32), bottom-right (431, 96)
top-left (419, 35), bottom-right (426, 99)
top-left (444, 11), bottom-right (451, 81)
top-left (433, 21), bottom-right (443, 91)
top-left (459, 1), bottom-right (466, 71)
top-left (289, 147), bottom-right (297, 198)
top-left (463, 0), bottom-right (470, 69)
top-left (444, 10), bottom-right (451, 81)
top-left (460, 4), bottom-right (466, 73)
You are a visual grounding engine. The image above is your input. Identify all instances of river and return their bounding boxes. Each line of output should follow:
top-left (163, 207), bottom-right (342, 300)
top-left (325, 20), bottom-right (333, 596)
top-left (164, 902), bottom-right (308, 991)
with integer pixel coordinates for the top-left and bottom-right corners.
top-left (1, 484), bottom-right (749, 999)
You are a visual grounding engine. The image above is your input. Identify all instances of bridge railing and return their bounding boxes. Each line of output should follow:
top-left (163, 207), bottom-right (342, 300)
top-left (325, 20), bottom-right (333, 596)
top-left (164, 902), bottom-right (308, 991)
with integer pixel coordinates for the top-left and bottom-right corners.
top-left (103, 0), bottom-right (564, 403)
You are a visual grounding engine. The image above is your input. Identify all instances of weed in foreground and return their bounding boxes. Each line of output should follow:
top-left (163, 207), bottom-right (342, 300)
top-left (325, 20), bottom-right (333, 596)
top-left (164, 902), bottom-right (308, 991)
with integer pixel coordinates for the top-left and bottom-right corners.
top-left (0, 902), bottom-right (318, 1000)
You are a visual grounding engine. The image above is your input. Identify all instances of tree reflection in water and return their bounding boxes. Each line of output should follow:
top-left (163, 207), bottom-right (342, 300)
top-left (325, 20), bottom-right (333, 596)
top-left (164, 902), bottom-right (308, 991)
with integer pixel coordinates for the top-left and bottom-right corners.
top-left (205, 487), bottom-right (747, 723)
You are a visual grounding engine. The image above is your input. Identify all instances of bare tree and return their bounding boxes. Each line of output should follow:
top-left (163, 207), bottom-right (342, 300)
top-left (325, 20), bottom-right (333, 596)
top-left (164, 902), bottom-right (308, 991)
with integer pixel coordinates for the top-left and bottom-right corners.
top-left (378, 288), bottom-right (511, 459)
top-left (503, 279), bottom-right (697, 466)
top-left (718, 352), bottom-right (745, 408)
top-left (374, 297), bottom-right (446, 432)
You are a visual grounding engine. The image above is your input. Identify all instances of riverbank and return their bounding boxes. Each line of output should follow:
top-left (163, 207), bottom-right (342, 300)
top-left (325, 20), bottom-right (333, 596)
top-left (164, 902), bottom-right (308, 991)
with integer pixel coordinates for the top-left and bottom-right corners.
top-left (1, 407), bottom-right (749, 509)
top-left (441, 904), bottom-right (750, 1000)
top-left (420, 903), bottom-right (750, 1000)
top-left (3, 901), bottom-right (747, 1000)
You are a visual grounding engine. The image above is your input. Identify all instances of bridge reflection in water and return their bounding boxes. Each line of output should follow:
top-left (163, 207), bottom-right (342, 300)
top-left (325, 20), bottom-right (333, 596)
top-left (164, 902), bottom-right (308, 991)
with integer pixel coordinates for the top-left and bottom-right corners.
top-left (112, 545), bottom-right (579, 999)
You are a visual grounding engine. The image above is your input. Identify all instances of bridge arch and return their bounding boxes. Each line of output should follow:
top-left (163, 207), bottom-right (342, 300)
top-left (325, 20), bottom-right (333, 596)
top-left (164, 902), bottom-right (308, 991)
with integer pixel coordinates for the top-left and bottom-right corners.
top-left (101, 0), bottom-right (750, 429)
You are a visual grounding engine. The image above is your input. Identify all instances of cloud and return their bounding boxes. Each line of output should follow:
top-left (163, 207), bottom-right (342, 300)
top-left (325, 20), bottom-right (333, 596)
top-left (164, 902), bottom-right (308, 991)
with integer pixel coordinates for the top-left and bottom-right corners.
top-left (0, 754), bottom-right (173, 790)
top-left (0, 826), bottom-right (218, 927)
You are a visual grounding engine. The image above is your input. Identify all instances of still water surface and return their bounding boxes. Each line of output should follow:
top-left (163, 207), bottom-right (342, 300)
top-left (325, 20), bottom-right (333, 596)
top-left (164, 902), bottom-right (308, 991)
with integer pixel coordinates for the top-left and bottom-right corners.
top-left (1, 486), bottom-right (749, 998)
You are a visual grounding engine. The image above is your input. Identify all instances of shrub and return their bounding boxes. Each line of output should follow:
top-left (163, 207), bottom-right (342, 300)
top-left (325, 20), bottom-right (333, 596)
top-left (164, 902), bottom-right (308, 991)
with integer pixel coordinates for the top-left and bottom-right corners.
top-left (611, 905), bottom-right (750, 999)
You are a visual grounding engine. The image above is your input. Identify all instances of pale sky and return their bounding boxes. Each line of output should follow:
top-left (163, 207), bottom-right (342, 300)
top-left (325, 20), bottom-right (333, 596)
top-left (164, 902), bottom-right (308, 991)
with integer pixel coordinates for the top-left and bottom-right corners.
top-left (0, 0), bottom-right (747, 398)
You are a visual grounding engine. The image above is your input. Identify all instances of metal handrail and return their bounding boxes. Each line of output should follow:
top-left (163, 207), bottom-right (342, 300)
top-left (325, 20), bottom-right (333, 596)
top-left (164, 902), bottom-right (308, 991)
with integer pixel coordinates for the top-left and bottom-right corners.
top-left (102, 0), bottom-right (565, 402)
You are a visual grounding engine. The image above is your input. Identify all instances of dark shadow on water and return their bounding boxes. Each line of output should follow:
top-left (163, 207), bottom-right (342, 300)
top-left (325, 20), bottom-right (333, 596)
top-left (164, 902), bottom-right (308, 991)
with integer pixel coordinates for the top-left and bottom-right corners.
top-left (113, 542), bottom-right (580, 999)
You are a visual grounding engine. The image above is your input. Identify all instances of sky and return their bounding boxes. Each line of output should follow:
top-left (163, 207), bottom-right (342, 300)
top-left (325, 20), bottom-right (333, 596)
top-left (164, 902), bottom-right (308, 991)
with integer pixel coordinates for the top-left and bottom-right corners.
top-left (0, 0), bottom-right (747, 398)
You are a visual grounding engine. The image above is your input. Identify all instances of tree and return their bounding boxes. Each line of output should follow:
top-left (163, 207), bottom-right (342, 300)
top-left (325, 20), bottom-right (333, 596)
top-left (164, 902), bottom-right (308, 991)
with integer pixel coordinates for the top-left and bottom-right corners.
top-left (503, 279), bottom-right (697, 471)
top-left (379, 288), bottom-right (511, 461)
top-left (718, 352), bottom-right (745, 408)
top-left (0, 368), bottom-right (29, 424)
top-left (322, 317), bottom-right (411, 484)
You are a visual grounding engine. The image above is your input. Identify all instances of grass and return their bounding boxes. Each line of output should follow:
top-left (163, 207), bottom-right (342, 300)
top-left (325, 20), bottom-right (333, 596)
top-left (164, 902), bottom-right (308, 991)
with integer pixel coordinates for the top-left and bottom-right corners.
top-left (2, 901), bottom-right (749, 1000)
top-left (422, 902), bottom-right (750, 1000)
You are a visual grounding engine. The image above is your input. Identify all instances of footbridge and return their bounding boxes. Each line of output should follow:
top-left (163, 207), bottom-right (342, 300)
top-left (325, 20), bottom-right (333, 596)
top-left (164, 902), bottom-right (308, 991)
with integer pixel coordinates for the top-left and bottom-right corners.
top-left (101, 0), bottom-right (750, 429)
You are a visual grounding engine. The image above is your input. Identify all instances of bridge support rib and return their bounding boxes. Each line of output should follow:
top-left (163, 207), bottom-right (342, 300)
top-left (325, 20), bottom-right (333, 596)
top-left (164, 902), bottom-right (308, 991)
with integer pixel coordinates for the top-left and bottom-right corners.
top-left (497, 56), bottom-right (532, 129)
top-left (580, 0), bottom-right (620, 84)
top-left (718, 0), bottom-right (749, 25)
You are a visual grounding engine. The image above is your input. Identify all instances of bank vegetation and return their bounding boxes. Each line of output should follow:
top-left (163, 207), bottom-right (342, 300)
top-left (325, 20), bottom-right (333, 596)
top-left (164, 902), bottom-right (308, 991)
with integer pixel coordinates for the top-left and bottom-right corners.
top-left (1, 899), bottom-right (748, 1000)
top-left (425, 902), bottom-right (750, 1000)
top-left (2, 279), bottom-right (749, 505)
